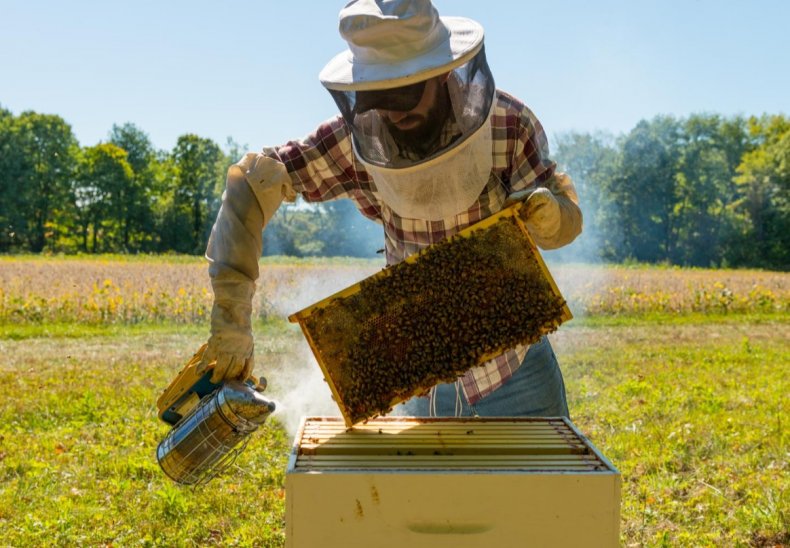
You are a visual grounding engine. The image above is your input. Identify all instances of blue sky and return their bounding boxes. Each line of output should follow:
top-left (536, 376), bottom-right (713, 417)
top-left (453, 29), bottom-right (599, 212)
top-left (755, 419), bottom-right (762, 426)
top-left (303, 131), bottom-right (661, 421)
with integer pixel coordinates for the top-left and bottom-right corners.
top-left (2, 0), bottom-right (788, 152)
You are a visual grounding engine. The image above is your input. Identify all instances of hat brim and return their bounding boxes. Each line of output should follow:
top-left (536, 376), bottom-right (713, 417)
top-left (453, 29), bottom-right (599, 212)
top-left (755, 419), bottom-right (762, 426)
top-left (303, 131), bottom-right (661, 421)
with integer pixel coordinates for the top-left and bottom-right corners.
top-left (320, 16), bottom-right (484, 91)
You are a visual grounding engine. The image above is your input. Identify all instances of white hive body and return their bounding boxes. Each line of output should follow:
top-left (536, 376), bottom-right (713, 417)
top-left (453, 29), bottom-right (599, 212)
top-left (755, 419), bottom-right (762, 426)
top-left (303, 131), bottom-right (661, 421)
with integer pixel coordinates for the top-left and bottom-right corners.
top-left (286, 417), bottom-right (620, 548)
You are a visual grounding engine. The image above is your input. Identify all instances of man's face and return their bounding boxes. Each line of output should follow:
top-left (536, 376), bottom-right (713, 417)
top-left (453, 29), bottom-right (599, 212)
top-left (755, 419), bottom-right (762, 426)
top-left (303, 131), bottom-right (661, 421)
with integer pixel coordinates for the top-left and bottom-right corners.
top-left (378, 77), bottom-right (441, 130)
top-left (376, 76), bottom-right (451, 149)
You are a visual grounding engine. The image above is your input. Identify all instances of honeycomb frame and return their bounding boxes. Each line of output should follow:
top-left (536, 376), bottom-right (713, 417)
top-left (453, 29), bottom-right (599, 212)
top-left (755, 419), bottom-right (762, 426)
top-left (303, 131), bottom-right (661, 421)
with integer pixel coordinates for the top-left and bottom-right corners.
top-left (288, 202), bottom-right (572, 426)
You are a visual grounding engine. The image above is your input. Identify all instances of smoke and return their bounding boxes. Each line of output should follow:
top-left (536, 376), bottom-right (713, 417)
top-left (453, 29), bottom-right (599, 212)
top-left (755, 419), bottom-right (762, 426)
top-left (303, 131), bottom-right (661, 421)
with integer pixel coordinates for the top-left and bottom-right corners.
top-left (255, 198), bottom-right (386, 438)
top-left (539, 182), bottom-right (612, 329)
top-left (543, 226), bottom-right (602, 264)
top-left (259, 263), bottom-right (381, 439)
top-left (263, 198), bottom-right (384, 258)
top-left (329, 200), bottom-right (384, 258)
top-left (263, 263), bottom-right (381, 318)
top-left (543, 137), bottom-right (616, 320)
top-left (266, 342), bottom-right (340, 439)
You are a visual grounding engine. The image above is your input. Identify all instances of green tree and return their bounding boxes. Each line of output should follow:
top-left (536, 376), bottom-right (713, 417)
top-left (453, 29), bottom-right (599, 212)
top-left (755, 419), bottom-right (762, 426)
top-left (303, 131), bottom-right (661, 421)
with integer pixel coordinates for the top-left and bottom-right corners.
top-left (262, 199), bottom-right (383, 258)
top-left (672, 115), bottom-right (749, 266)
top-left (554, 131), bottom-right (619, 262)
top-left (262, 202), bottom-right (301, 256)
top-left (168, 134), bottom-right (225, 254)
top-left (731, 115), bottom-right (790, 269)
top-left (0, 106), bottom-right (22, 251)
top-left (612, 116), bottom-right (682, 262)
top-left (0, 112), bottom-right (78, 252)
top-left (222, 137), bottom-right (246, 168)
top-left (73, 143), bottom-right (134, 252)
top-left (107, 123), bottom-right (158, 250)
top-left (314, 200), bottom-right (382, 257)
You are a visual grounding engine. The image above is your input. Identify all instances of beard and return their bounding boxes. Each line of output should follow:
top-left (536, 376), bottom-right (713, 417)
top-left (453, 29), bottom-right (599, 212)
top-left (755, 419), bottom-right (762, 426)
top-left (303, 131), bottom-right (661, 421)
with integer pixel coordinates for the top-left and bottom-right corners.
top-left (385, 84), bottom-right (453, 158)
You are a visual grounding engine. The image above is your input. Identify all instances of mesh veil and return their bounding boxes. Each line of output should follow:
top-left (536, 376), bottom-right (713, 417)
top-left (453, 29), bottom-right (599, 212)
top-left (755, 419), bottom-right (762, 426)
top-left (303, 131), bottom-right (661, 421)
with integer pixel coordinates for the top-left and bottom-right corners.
top-left (328, 47), bottom-right (495, 168)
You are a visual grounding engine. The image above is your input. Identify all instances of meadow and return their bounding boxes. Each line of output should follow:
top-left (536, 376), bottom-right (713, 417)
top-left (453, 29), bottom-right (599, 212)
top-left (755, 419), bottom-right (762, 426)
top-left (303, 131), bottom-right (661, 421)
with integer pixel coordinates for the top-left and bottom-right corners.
top-left (1, 255), bottom-right (786, 326)
top-left (0, 256), bottom-right (788, 546)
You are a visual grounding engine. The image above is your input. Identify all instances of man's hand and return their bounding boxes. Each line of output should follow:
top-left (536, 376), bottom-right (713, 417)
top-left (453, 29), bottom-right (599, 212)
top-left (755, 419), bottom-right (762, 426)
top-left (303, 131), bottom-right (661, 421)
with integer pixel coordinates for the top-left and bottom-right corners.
top-left (197, 331), bottom-right (254, 384)
top-left (196, 291), bottom-right (255, 384)
top-left (523, 186), bottom-right (561, 242)
top-left (518, 172), bottom-right (582, 249)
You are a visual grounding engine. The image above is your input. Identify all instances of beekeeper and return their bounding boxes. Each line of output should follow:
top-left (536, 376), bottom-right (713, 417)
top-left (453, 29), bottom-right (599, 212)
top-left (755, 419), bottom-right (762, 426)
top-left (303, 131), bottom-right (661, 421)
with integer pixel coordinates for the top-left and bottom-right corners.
top-left (198, 0), bottom-right (582, 417)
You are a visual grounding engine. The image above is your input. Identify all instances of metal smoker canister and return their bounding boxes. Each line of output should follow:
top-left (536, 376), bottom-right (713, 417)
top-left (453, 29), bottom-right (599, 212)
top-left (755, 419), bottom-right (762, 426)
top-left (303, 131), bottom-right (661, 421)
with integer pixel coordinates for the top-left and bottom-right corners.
top-left (157, 380), bottom-right (275, 485)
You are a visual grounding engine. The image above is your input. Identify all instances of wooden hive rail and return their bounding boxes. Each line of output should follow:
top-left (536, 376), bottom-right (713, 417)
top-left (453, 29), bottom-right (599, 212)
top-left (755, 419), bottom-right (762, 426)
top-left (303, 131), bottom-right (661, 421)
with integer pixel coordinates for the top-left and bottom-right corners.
top-left (292, 418), bottom-right (609, 472)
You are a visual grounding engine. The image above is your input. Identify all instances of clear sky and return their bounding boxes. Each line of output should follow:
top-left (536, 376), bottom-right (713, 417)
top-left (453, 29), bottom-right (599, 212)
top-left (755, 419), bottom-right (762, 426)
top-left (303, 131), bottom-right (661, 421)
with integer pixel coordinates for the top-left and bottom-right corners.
top-left (2, 0), bottom-right (788, 152)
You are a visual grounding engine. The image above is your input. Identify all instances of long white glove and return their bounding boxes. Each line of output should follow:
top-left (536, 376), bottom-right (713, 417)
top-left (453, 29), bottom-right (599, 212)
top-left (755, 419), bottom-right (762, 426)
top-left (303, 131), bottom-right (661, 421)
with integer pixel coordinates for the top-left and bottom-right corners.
top-left (197, 153), bottom-right (295, 383)
top-left (522, 172), bottom-right (583, 250)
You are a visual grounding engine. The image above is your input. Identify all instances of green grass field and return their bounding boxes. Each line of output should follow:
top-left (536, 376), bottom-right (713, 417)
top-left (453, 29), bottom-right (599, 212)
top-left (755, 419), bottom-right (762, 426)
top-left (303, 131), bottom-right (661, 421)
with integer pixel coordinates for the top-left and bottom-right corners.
top-left (0, 258), bottom-right (788, 546)
top-left (1, 317), bottom-right (787, 546)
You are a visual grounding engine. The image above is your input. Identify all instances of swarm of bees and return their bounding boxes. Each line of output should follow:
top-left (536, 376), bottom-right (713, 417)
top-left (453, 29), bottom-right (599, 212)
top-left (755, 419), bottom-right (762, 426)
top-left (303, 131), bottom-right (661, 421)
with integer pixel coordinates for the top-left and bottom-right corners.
top-left (301, 217), bottom-right (569, 425)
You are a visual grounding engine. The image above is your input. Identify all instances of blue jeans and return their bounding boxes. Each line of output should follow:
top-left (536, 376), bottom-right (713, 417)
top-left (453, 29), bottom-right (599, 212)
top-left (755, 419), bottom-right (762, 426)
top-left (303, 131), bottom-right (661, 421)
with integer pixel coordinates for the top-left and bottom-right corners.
top-left (390, 336), bottom-right (569, 418)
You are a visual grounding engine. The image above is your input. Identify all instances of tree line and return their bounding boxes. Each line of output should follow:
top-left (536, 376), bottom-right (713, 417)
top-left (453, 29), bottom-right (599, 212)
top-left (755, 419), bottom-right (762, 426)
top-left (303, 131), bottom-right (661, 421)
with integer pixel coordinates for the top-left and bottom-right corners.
top-left (554, 114), bottom-right (788, 269)
top-left (0, 105), bottom-right (787, 269)
top-left (0, 108), bottom-right (229, 255)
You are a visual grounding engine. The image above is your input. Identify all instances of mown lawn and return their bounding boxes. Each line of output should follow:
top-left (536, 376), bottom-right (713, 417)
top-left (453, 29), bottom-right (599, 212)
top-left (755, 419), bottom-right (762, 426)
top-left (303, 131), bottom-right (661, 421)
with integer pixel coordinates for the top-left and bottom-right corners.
top-left (0, 315), bottom-right (787, 547)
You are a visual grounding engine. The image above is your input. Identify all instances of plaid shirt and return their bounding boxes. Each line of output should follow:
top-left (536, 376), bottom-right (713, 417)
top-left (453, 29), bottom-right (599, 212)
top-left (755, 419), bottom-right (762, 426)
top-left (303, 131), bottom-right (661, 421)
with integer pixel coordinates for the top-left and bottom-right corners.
top-left (265, 90), bottom-right (556, 404)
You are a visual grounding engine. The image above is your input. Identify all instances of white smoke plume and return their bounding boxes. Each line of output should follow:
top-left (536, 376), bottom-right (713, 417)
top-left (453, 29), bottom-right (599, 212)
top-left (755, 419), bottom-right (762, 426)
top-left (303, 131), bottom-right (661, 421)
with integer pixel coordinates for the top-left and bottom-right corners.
top-left (266, 341), bottom-right (340, 439)
top-left (258, 264), bottom-right (381, 439)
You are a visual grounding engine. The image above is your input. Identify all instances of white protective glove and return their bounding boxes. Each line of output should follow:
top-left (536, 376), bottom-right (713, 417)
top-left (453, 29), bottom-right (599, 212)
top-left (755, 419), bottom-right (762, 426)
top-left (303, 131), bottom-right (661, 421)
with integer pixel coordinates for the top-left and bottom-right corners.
top-left (197, 152), bottom-right (295, 383)
top-left (199, 273), bottom-right (256, 383)
top-left (522, 172), bottom-right (583, 250)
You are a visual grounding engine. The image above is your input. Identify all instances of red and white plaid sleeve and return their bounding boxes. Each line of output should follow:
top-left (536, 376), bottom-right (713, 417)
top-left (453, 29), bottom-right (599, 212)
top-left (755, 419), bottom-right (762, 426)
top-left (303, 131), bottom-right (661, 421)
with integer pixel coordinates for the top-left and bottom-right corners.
top-left (265, 116), bottom-right (383, 222)
top-left (493, 92), bottom-right (556, 194)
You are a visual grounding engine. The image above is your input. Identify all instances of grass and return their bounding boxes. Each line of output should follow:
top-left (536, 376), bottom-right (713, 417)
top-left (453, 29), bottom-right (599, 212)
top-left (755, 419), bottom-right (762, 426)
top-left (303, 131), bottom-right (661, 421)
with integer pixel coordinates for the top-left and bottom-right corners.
top-left (0, 323), bottom-right (295, 547)
top-left (0, 257), bottom-right (787, 545)
top-left (0, 322), bottom-right (207, 341)
top-left (573, 311), bottom-right (788, 328)
top-left (0, 315), bottom-right (787, 546)
top-left (554, 319), bottom-right (789, 547)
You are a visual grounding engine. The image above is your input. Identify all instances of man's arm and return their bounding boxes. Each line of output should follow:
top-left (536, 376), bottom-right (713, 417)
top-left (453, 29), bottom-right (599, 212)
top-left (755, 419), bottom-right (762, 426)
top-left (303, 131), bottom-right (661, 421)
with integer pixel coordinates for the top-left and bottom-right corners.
top-left (198, 118), bottom-right (368, 382)
top-left (200, 154), bottom-right (295, 383)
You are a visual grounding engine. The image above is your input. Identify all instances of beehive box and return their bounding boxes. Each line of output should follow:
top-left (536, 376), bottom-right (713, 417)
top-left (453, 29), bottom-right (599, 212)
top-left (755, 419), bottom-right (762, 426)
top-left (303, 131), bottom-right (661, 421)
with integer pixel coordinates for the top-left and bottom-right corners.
top-left (286, 417), bottom-right (620, 548)
top-left (288, 203), bottom-right (572, 426)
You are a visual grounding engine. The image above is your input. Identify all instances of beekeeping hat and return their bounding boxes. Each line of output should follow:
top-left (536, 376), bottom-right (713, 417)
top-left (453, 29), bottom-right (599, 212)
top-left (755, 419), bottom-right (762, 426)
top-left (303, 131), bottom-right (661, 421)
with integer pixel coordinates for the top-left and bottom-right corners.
top-left (319, 0), bottom-right (484, 91)
top-left (320, 0), bottom-right (496, 221)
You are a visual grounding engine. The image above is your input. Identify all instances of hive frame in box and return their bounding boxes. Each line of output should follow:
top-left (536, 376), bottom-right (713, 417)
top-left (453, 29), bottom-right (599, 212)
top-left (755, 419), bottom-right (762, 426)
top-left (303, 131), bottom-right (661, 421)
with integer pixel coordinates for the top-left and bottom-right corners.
top-left (288, 201), bottom-right (572, 427)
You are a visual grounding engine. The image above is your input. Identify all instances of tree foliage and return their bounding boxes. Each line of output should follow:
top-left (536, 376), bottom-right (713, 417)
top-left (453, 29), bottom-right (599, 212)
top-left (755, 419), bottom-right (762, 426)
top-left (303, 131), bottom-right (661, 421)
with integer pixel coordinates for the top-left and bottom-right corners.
top-left (168, 134), bottom-right (225, 254)
top-left (0, 111), bottom-right (78, 252)
top-left (554, 113), bottom-right (788, 269)
top-left (0, 106), bottom-right (787, 269)
top-left (730, 116), bottom-right (790, 268)
top-left (73, 143), bottom-right (134, 252)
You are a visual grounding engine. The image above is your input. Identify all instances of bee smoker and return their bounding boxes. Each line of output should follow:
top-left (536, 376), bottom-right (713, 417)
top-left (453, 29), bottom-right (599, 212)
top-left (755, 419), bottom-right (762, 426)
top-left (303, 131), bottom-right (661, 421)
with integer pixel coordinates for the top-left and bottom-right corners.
top-left (156, 346), bottom-right (276, 485)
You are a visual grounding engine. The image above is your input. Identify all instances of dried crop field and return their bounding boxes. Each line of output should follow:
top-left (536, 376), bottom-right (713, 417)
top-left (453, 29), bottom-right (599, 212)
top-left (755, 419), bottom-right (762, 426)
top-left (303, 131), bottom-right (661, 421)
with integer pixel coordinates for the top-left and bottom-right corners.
top-left (0, 256), bottom-right (381, 325)
top-left (556, 266), bottom-right (788, 317)
top-left (0, 256), bottom-right (787, 324)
